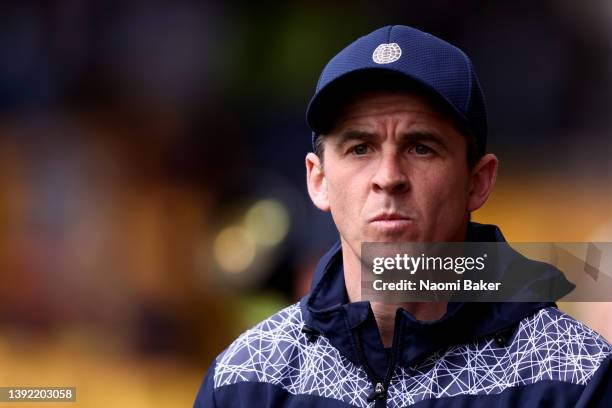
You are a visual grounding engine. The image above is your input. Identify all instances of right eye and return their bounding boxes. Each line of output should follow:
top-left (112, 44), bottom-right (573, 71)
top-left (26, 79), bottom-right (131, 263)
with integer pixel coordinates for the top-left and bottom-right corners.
top-left (350, 144), bottom-right (370, 155)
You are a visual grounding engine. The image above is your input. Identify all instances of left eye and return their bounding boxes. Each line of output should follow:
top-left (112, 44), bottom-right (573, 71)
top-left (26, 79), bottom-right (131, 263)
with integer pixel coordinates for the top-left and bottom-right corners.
top-left (414, 144), bottom-right (432, 155)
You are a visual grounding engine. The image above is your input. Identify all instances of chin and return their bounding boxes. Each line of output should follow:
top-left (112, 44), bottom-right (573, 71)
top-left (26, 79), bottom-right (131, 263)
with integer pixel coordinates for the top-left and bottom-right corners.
top-left (363, 227), bottom-right (422, 243)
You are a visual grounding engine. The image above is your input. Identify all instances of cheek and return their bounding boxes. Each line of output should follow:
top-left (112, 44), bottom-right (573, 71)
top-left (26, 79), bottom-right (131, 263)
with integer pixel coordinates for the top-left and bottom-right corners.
top-left (328, 163), bottom-right (366, 200)
top-left (326, 168), bottom-right (370, 230)
top-left (326, 171), bottom-right (356, 219)
top-left (418, 166), bottom-right (470, 221)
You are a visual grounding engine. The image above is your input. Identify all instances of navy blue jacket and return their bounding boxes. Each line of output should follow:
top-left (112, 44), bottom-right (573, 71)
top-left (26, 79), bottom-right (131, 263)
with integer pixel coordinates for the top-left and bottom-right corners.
top-left (194, 223), bottom-right (612, 407)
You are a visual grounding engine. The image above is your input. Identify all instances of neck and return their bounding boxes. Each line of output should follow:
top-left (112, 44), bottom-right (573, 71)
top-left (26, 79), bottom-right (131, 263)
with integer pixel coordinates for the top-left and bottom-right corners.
top-left (342, 238), bottom-right (449, 348)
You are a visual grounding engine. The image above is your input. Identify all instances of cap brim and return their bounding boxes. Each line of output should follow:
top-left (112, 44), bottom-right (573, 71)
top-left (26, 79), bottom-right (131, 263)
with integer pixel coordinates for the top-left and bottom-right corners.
top-left (306, 68), bottom-right (471, 137)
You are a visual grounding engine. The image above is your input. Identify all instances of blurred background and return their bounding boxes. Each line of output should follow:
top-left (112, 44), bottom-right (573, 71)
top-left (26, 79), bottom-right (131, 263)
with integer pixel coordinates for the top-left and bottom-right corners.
top-left (0, 1), bottom-right (610, 406)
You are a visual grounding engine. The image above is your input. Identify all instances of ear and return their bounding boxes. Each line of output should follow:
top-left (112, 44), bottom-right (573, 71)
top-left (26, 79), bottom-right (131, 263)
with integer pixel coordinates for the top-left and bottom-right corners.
top-left (467, 153), bottom-right (498, 212)
top-left (305, 152), bottom-right (330, 212)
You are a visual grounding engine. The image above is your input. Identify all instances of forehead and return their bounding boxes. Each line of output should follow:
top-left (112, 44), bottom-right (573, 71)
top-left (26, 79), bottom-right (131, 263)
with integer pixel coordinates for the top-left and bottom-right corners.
top-left (330, 90), bottom-right (456, 131)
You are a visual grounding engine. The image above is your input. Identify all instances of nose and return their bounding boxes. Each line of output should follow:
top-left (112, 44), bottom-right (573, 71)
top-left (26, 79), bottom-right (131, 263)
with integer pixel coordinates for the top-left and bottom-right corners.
top-left (371, 151), bottom-right (409, 195)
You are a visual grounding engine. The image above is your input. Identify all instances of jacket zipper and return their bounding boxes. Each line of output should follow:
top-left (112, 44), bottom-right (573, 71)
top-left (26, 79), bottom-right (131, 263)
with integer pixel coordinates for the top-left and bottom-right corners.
top-left (360, 313), bottom-right (404, 407)
top-left (356, 333), bottom-right (387, 408)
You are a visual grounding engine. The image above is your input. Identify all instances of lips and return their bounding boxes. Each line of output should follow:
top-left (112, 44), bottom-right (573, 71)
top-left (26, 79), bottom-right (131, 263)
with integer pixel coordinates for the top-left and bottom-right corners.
top-left (369, 212), bottom-right (412, 222)
top-left (367, 212), bottom-right (415, 236)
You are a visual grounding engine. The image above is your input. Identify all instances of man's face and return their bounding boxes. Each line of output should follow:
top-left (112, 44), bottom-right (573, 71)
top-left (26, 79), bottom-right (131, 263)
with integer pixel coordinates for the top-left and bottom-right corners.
top-left (307, 91), bottom-right (482, 254)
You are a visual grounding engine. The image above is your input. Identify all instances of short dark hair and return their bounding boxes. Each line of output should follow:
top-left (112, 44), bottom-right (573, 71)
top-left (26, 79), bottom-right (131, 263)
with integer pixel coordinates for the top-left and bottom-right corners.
top-left (313, 133), bottom-right (326, 159)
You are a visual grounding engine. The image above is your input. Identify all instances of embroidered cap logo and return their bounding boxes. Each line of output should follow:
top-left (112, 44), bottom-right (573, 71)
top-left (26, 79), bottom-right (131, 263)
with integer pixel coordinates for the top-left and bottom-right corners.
top-left (372, 43), bottom-right (402, 64)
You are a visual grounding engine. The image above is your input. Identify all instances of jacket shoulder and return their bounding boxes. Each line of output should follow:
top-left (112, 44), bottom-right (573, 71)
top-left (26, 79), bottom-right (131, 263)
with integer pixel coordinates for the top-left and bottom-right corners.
top-left (211, 302), bottom-right (372, 407)
top-left (526, 307), bottom-right (612, 367)
top-left (213, 303), bottom-right (307, 387)
top-left (389, 307), bottom-right (611, 406)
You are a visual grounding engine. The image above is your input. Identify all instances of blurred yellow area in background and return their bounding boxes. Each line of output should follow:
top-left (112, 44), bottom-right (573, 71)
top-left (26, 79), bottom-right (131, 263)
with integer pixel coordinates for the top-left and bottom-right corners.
top-left (476, 176), bottom-right (611, 242)
top-left (0, 332), bottom-right (201, 407)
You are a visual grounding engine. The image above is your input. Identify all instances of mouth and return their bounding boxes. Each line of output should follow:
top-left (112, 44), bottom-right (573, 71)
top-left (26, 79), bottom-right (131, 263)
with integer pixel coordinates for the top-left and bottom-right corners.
top-left (368, 213), bottom-right (414, 231)
top-left (369, 212), bottom-right (412, 222)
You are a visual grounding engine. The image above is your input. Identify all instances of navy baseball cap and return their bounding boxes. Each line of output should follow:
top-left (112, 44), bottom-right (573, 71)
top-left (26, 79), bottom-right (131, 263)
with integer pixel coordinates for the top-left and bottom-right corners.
top-left (306, 25), bottom-right (487, 157)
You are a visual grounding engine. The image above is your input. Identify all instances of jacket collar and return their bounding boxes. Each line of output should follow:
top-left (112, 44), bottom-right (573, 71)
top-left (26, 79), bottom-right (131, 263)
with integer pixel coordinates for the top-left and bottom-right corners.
top-left (299, 223), bottom-right (561, 377)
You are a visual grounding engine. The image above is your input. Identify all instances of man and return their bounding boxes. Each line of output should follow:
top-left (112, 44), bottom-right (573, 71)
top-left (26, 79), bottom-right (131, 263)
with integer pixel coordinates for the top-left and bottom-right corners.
top-left (194, 25), bottom-right (611, 407)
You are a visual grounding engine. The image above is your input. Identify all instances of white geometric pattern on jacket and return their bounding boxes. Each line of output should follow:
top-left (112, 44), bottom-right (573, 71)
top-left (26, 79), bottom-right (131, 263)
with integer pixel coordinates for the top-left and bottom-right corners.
top-left (214, 303), bottom-right (611, 407)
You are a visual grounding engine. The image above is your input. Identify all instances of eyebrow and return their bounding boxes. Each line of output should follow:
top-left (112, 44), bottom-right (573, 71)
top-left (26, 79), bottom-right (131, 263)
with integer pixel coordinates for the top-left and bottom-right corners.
top-left (398, 130), bottom-right (447, 148)
top-left (333, 130), bottom-right (379, 147)
top-left (333, 129), bottom-right (448, 150)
